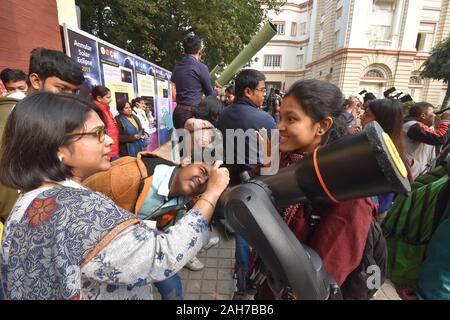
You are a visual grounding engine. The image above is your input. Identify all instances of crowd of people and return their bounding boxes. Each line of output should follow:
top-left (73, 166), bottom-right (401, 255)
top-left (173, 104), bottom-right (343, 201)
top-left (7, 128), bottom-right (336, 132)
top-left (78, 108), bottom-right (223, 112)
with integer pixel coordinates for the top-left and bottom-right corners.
top-left (1, 34), bottom-right (450, 301)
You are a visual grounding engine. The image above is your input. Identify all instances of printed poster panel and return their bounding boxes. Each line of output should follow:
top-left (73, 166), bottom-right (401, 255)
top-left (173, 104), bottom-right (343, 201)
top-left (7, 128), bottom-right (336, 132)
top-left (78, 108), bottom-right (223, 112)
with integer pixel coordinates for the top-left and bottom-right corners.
top-left (154, 68), bottom-right (172, 145)
top-left (66, 29), bottom-right (101, 98)
top-left (134, 57), bottom-right (158, 151)
top-left (97, 42), bottom-right (135, 116)
top-left (155, 96), bottom-right (172, 146)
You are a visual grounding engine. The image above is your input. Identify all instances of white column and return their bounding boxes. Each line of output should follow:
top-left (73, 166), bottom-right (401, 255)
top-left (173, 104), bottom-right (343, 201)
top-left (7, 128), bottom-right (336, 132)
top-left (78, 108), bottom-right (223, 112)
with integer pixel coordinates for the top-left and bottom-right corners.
top-left (391, 0), bottom-right (405, 48)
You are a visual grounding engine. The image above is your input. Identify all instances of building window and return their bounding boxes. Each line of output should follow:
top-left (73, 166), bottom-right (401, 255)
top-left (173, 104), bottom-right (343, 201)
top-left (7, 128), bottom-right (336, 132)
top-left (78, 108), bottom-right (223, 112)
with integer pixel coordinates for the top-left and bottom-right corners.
top-left (299, 22), bottom-right (307, 35)
top-left (297, 54), bottom-right (304, 69)
top-left (364, 69), bottom-right (384, 78)
top-left (409, 76), bottom-right (423, 85)
top-left (373, 0), bottom-right (395, 12)
top-left (291, 22), bottom-right (297, 36)
top-left (416, 33), bottom-right (425, 51)
top-left (273, 22), bottom-right (285, 35)
top-left (264, 55), bottom-right (282, 67)
top-left (416, 31), bottom-right (434, 52)
top-left (370, 25), bottom-right (392, 41)
top-left (335, 30), bottom-right (340, 49)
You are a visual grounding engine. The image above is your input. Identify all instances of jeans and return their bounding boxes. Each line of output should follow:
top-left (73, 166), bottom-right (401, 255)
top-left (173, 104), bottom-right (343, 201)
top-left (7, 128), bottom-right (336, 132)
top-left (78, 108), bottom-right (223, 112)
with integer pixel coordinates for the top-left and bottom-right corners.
top-left (154, 274), bottom-right (183, 300)
top-left (0, 279), bottom-right (4, 300)
top-left (234, 233), bottom-right (250, 293)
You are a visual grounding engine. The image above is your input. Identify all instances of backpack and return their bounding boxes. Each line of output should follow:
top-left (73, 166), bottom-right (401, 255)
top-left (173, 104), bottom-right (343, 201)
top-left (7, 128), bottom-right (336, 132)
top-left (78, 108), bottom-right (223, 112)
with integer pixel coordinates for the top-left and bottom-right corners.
top-left (82, 152), bottom-right (182, 228)
top-left (381, 155), bottom-right (450, 286)
top-left (339, 218), bottom-right (387, 299)
top-left (305, 202), bottom-right (387, 300)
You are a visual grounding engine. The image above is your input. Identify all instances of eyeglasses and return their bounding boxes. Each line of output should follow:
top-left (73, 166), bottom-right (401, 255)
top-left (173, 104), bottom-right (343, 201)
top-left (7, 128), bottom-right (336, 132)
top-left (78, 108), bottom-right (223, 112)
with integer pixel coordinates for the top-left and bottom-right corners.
top-left (66, 127), bottom-right (107, 143)
top-left (254, 87), bottom-right (267, 93)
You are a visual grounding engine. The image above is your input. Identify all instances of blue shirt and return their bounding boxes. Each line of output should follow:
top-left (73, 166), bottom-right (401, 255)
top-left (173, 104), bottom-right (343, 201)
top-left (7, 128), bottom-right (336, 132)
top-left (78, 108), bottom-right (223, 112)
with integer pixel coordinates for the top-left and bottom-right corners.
top-left (137, 164), bottom-right (191, 221)
top-left (217, 98), bottom-right (276, 184)
top-left (171, 55), bottom-right (216, 107)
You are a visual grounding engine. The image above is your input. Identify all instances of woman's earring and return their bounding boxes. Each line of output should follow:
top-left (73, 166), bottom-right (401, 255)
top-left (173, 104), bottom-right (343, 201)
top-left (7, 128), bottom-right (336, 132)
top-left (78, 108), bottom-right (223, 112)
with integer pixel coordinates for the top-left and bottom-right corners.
top-left (58, 155), bottom-right (64, 162)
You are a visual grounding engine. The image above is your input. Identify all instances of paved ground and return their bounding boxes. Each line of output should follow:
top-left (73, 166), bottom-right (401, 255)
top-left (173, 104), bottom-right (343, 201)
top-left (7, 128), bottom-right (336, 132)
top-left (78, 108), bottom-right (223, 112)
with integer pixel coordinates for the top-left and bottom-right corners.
top-left (152, 143), bottom-right (401, 300)
top-left (152, 224), bottom-right (400, 300)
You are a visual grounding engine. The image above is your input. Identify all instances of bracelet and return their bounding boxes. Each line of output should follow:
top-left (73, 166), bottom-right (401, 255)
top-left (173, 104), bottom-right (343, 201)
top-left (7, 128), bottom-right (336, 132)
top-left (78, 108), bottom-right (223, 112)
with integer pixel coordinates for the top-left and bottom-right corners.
top-left (199, 197), bottom-right (215, 210)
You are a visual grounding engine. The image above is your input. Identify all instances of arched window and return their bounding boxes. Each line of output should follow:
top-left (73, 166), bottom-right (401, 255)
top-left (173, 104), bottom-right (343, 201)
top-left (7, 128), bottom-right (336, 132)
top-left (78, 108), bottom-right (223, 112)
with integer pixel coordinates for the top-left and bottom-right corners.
top-left (364, 69), bottom-right (384, 78)
top-left (409, 76), bottom-right (423, 85)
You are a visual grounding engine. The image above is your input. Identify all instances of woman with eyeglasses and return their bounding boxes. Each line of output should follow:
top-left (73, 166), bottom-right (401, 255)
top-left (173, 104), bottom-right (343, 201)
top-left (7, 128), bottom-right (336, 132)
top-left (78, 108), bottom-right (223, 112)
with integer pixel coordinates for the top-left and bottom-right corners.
top-left (0, 92), bottom-right (229, 299)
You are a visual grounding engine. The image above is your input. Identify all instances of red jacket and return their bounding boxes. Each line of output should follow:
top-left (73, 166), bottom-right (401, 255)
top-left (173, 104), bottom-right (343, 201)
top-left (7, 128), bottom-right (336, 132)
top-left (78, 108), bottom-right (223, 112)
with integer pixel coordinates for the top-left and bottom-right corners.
top-left (93, 100), bottom-right (119, 158)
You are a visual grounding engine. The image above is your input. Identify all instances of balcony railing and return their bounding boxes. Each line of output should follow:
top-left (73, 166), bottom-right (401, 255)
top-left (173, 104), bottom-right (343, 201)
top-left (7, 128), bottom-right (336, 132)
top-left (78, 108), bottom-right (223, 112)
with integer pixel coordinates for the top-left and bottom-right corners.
top-left (368, 39), bottom-right (393, 49)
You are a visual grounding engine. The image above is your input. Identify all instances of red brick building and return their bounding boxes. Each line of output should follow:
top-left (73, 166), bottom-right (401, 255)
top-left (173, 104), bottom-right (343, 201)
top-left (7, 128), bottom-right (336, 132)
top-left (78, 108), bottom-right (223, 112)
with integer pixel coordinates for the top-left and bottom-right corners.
top-left (0, 0), bottom-right (62, 73)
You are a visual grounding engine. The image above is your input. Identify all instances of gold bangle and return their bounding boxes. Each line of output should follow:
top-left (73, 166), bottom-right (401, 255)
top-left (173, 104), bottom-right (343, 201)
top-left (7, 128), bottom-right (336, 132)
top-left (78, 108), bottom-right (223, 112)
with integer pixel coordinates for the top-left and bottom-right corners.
top-left (199, 197), bottom-right (215, 210)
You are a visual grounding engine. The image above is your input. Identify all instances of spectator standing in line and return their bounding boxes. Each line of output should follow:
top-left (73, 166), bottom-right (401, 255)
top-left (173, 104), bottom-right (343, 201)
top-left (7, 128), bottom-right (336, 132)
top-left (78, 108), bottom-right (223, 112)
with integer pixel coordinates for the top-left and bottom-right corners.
top-left (91, 86), bottom-right (119, 160)
top-left (171, 34), bottom-right (216, 129)
top-left (403, 102), bottom-right (450, 179)
top-left (115, 100), bottom-right (146, 157)
top-left (27, 48), bottom-right (84, 95)
top-left (0, 68), bottom-right (28, 95)
top-left (224, 85), bottom-right (236, 106)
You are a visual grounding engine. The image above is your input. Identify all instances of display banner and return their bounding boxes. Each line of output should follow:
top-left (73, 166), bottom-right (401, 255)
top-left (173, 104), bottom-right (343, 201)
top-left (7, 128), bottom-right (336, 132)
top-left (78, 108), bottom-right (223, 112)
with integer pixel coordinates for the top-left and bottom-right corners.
top-left (134, 57), bottom-right (158, 151)
top-left (154, 67), bottom-right (173, 145)
top-left (65, 28), bottom-right (101, 98)
top-left (97, 41), bottom-right (135, 116)
top-left (63, 26), bottom-right (173, 152)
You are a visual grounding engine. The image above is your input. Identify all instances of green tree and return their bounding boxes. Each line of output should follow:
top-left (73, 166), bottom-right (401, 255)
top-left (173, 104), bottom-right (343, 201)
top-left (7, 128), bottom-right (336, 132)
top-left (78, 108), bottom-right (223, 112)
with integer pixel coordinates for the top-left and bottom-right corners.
top-left (420, 36), bottom-right (450, 109)
top-left (76, 0), bottom-right (283, 71)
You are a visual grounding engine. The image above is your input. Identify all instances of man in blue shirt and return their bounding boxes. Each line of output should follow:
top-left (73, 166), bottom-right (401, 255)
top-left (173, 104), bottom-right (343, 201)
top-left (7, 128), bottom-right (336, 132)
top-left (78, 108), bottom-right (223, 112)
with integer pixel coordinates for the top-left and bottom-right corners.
top-left (216, 69), bottom-right (276, 299)
top-left (171, 34), bottom-right (216, 129)
top-left (217, 69), bottom-right (276, 185)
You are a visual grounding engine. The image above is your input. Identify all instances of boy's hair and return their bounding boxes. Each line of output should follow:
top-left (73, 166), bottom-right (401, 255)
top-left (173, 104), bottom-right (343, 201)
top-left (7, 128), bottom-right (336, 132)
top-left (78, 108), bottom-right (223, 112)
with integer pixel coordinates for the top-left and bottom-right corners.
top-left (132, 97), bottom-right (144, 106)
top-left (28, 48), bottom-right (85, 86)
top-left (225, 85), bottom-right (235, 95)
top-left (91, 85), bottom-right (110, 100)
top-left (116, 100), bottom-right (130, 113)
top-left (0, 68), bottom-right (27, 84)
top-left (235, 69), bottom-right (266, 98)
top-left (363, 92), bottom-right (377, 103)
top-left (408, 102), bottom-right (434, 118)
top-left (183, 34), bottom-right (203, 55)
top-left (195, 96), bottom-right (224, 127)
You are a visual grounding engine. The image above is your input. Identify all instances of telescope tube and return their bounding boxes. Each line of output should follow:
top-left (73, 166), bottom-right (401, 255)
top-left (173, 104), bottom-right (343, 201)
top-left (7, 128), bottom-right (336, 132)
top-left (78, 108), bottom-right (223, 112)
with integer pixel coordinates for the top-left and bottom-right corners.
top-left (216, 22), bottom-right (277, 86)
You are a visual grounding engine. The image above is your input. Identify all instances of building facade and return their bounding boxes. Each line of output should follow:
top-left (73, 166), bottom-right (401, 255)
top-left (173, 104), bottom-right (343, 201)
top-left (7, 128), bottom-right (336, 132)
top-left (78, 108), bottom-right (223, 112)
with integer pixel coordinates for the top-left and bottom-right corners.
top-left (251, 0), bottom-right (449, 107)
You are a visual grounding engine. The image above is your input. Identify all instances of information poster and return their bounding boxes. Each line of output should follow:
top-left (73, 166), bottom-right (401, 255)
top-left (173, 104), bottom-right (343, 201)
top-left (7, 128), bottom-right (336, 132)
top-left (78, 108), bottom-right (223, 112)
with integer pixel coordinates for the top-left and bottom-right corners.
top-left (97, 42), bottom-right (135, 116)
top-left (134, 57), bottom-right (158, 151)
top-left (154, 68), bottom-right (172, 145)
top-left (63, 26), bottom-right (173, 151)
top-left (65, 28), bottom-right (101, 98)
